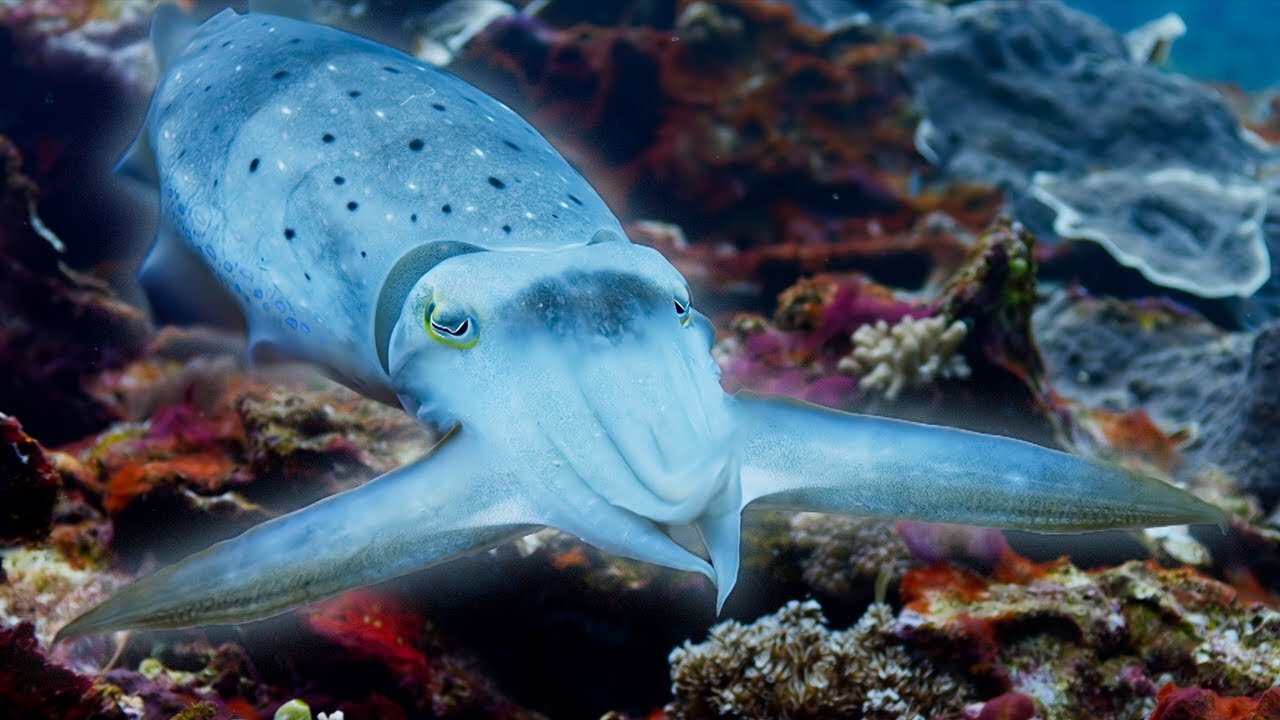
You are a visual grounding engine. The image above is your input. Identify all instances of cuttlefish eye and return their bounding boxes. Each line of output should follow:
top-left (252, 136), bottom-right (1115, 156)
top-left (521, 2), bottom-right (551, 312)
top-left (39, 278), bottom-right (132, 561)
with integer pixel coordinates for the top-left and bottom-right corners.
top-left (425, 300), bottom-right (479, 349)
top-left (674, 288), bottom-right (693, 327)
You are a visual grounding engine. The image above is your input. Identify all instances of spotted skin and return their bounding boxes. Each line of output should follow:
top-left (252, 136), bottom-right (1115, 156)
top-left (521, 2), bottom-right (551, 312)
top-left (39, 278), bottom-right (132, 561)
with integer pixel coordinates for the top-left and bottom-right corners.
top-left (147, 8), bottom-right (621, 396)
top-left (55, 6), bottom-right (1227, 642)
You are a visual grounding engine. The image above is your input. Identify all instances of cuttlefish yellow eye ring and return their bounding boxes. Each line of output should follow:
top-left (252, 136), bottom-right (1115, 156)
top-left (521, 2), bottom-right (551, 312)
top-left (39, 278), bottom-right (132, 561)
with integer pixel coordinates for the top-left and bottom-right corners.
top-left (425, 301), bottom-right (479, 349)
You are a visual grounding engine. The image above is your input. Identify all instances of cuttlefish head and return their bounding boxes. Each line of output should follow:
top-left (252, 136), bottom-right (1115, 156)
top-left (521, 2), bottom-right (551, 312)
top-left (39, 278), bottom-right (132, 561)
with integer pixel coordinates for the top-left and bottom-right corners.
top-left (387, 235), bottom-right (739, 526)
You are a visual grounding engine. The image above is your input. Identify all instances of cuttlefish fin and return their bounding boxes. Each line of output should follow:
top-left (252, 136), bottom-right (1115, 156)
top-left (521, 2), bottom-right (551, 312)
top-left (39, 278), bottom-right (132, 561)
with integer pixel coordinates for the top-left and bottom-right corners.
top-left (56, 426), bottom-right (540, 641)
top-left (734, 392), bottom-right (1227, 532)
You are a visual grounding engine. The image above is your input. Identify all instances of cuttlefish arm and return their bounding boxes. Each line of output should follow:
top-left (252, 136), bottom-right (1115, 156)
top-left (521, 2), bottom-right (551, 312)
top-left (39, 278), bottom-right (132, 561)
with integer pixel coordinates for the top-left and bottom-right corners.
top-left (735, 392), bottom-right (1228, 531)
top-left (55, 427), bottom-right (542, 641)
top-left (57, 422), bottom-right (717, 640)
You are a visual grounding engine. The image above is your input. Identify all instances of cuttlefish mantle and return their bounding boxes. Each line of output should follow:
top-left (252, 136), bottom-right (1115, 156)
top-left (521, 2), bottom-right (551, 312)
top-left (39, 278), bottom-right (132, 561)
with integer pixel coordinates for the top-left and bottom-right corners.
top-left (55, 4), bottom-right (1226, 641)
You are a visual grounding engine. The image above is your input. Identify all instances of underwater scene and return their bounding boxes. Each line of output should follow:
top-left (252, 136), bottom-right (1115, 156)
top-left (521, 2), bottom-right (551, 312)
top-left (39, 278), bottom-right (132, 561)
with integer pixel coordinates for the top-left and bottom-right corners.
top-left (1, 0), bottom-right (1278, 718)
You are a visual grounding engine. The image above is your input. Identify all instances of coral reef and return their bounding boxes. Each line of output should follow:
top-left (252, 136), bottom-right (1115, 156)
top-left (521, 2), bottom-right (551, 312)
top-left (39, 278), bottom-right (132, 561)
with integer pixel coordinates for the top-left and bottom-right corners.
top-left (668, 599), bottom-right (970, 720)
top-left (900, 558), bottom-right (1280, 717)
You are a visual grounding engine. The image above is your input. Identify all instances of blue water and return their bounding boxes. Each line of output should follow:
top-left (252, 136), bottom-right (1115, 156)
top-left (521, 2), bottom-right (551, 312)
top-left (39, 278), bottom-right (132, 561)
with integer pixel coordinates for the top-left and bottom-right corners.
top-left (1068, 0), bottom-right (1280, 89)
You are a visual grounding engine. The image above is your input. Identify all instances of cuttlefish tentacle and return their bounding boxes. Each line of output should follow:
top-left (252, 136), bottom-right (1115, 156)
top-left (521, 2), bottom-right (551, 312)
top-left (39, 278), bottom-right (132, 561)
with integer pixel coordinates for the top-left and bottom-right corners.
top-left (55, 427), bottom-right (541, 642)
top-left (735, 392), bottom-right (1228, 531)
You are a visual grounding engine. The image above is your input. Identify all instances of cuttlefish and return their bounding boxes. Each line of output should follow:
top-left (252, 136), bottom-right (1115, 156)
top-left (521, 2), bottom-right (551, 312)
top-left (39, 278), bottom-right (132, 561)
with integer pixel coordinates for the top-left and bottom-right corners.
top-left (56, 3), bottom-right (1224, 641)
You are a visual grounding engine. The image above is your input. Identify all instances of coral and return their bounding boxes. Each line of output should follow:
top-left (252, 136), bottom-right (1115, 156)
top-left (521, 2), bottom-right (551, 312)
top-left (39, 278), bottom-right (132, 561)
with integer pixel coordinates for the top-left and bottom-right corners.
top-left (0, 622), bottom-right (124, 720)
top-left (274, 699), bottom-right (312, 720)
top-left (668, 599), bottom-right (970, 719)
top-left (47, 371), bottom-right (436, 563)
top-left (895, 521), bottom-right (1009, 569)
top-left (301, 589), bottom-right (541, 719)
top-left (1034, 290), bottom-right (1280, 499)
top-left (937, 219), bottom-right (1042, 389)
top-left (451, 0), bottom-right (999, 303)
top-left (301, 591), bottom-right (432, 690)
top-left (236, 385), bottom-right (434, 487)
top-left (787, 513), bottom-right (916, 598)
top-left (1031, 167), bottom-right (1270, 298)
top-left (977, 692), bottom-right (1038, 720)
top-left (0, 546), bottom-right (123, 648)
top-left (891, 0), bottom-right (1269, 300)
top-left (0, 0), bottom-right (159, 271)
top-left (0, 413), bottom-right (61, 543)
top-left (710, 217), bottom-right (1060, 447)
top-left (1122, 12), bottom-right (1186, 65)
top-left (714, 272), bottom-right (926, 407)
top-left (99, 641), bottom-right (277, 720)
top-left (1149, 684), bottom-right (1280, 720)
top-left (1080, 407), bottom-right (1187, 476)
top-left (899, 558), bottom-right (1280, 717)
top-left (838, 314), bottom-right (970, 400)
top-left (898, 0), bottom-right (1260, 185)
top-left (86, 354), bottom-right (240, 424)
top-left (457, 0), bottom-right (925, 220)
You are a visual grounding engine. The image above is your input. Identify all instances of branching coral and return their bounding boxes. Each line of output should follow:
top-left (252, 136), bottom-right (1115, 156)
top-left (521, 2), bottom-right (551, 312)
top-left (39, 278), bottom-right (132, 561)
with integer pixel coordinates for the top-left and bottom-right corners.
top-left (838, 315), bottom-right (970, 400)
top-left (667, 599), bottom-right (969, 720)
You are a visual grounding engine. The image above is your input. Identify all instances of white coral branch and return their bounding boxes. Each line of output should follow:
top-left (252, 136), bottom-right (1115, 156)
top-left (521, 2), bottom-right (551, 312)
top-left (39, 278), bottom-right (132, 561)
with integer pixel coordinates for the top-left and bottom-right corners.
top-left (837, 315), bottom-right (970, 400)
